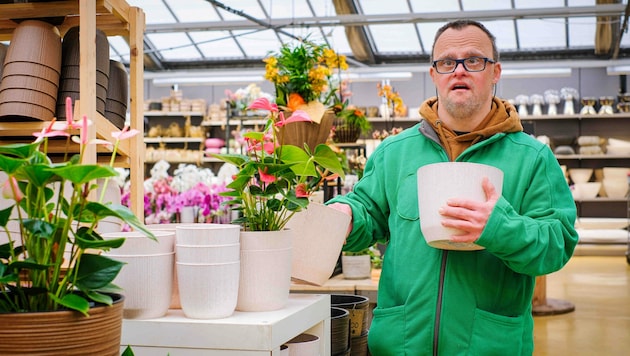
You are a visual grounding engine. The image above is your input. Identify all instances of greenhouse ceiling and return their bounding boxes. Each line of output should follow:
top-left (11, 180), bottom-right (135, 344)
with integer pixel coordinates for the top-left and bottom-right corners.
top-left (109, 0), bottom-right (630, 76)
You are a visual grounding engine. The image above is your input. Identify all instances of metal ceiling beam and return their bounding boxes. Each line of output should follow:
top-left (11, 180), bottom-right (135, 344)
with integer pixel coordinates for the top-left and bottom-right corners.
top-left (143, 4), bottom-right (627, 33)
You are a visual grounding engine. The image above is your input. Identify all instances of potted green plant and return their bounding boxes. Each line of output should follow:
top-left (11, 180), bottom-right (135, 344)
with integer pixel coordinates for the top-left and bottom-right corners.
top-left (211, 97), bottom-right (347, 310)
top-left (332, 104), bottom-right (372, 143)
top-left (342, 244), bottom-right (382, 280)
top-left (0, 98), bottom-right (155, 353)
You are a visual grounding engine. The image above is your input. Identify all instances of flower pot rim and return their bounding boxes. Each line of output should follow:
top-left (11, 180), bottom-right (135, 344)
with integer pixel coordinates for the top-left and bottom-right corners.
top-left (176, 261), bottom-right (240, 266)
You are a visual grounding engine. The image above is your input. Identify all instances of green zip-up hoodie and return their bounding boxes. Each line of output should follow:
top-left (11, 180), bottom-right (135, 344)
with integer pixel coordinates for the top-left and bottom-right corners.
top-left (327, 97), bottom-right (578, 355)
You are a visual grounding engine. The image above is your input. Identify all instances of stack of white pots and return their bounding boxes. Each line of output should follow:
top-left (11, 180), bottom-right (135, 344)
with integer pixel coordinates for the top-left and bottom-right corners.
top-left (175, 224), bottom-right (241, 319)
top-left (101, 230), bottom-right (176, 319)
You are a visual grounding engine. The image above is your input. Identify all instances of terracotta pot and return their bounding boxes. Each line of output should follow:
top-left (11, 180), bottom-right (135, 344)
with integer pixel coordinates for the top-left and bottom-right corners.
top-left (236, 229), bottom-right (292, 312)
top-left (0, 293), bottom-right (124, 355)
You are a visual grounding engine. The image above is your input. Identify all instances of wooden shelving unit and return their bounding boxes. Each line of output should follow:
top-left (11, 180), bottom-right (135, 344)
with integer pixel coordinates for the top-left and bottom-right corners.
top-left (0, 0), bottom-right (145, 219)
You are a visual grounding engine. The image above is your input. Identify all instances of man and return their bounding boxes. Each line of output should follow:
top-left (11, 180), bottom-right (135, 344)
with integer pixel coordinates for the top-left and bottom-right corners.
top-left (327, 20), bottom-right (578, 355)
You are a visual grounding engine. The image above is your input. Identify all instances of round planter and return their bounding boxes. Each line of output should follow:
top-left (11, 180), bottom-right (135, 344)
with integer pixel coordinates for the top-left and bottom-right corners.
top-left (236, 229), bottom-right (293, 312)
top-left (0, 293), bottom-right (124, 355)
top-left (341, 254), bottom-right (372, 280)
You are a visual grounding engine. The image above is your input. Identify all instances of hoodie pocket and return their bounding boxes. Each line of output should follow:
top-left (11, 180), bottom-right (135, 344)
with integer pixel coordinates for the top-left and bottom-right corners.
top-left (467, 308), bottom-right (525, 355)
top-left (368, 305), bottom-right (406, 355)
top-left (396, 173), bottom-right (419, 221)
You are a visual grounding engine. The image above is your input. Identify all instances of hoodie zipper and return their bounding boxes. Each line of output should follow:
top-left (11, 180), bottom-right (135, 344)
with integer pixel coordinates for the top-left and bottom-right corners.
top-left (433, 250), bottom-right (449, 356)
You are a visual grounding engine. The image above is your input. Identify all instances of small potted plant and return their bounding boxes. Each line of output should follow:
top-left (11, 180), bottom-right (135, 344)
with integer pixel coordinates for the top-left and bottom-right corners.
top-left (263, 39), bottom-right (348, 149)
top-left (0, 98), bottom-right (155, 353)
top-left (332, 104), bottom-right (372, 143)
top-left (211, 97), bottom-right (348, 310)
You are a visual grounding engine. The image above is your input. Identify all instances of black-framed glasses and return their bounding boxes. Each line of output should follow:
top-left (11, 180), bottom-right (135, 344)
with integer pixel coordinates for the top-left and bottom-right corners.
top-left (432, 57), bottom-right (496, 74)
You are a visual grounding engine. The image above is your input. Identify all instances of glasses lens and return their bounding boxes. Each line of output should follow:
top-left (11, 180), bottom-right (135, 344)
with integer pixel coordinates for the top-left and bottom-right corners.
top-left (464, 57), bottom-right (486, 72)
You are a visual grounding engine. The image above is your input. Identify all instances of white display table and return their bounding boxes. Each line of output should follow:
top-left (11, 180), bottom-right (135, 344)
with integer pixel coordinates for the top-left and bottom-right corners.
top-left (120, 294), bottom-right (330, 355)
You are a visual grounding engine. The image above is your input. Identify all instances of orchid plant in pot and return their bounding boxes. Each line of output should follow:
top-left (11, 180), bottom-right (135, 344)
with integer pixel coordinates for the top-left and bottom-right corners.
top-left (0, 98), bottom-right (155, 317)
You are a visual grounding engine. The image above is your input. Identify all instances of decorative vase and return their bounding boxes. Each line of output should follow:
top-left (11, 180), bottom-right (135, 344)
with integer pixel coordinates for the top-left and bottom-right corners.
top-left (278, 110), bottom-right (335, 150)
top-left (286, 203), bottom-right (351, 286)
top-left (236, 229), bottom-right (293, 312)
top-left (0, 293), bottom-right (124, 355)
top-left (333, 117), bottom-right (362, 143)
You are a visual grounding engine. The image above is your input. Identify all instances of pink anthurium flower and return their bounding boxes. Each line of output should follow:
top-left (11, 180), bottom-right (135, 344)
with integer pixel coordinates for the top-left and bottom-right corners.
top-left (248, 97), bottom-right (278, 112)
top-left (258, 167), bottom-right (277, 183)
top-left (2, 176), bottom-right (23, 202)
top-left (274, 110), bottom-right (312, 128)
top-left (33, 118), bottom-right (70, 141)
top-left (112, 125), bottom-right (140, 141)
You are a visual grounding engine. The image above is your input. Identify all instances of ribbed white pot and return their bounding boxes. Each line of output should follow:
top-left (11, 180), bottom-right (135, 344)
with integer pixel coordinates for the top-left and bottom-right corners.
top-left (236, 229), bottom-right (292, 312)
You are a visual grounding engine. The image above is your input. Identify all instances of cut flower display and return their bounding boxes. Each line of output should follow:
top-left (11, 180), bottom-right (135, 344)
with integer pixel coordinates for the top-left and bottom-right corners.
top-left (212, 97), bottom-right (345, 231)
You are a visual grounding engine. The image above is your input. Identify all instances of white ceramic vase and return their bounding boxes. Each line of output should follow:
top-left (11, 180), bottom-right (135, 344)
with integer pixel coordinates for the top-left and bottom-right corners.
top-left (341, 255), bottom-right (372, 280)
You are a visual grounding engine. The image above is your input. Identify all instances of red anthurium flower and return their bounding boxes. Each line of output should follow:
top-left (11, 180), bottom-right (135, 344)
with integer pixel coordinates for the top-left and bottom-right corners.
top-left (258, 167), bottom-right (277, 183)
top-left (274, 110), bottom-right (312, 128)
top-left (248, 97), bottom-right (278, 112)
top-left (295, 183), bottom-right (309, 198)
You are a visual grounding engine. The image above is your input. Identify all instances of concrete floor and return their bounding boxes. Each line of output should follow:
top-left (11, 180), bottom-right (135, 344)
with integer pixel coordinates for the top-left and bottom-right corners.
top-left (533, 255), bottom-right (630, 355)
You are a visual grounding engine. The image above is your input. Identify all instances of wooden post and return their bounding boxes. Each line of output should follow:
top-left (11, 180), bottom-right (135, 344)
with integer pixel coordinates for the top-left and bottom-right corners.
top-left (532, 275), bottom-right (575, 316)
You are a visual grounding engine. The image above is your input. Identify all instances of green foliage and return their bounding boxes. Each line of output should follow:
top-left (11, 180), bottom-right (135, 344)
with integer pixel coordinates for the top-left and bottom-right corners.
top-left (0, 126), bottom-right (155, 315)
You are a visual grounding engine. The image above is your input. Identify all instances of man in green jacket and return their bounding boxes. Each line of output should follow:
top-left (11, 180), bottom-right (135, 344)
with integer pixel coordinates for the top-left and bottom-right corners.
top-left (327, 20), bottom-right (578, 355)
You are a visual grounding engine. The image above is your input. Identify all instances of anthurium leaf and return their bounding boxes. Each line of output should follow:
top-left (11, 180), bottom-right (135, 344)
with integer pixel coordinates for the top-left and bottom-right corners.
top-left (0, 142), bottom-right (40, 159)
top-left (74, 226), bottom-right (125, 250)
top-left (81, 202), bottom-right (156, 240)
top-left (50, 164), bottom-right (117, 185)
top-left (9, 260), bottom-right (50, 271)
top-left (313, 144), bottom-right (346, 179)
top-left (0, 206), bottom-right (13, 227)
top-left (21, 219), bottom-right (55, 239)
top-left (279, 145), bottom-right (317, 177)
top-left (121, 346), bottom-right (135, 356)
top-left (0, 155), bottom-right (29, 175)
top-left (50, 293), bottom-right (90, 316)
top-left (75, 253), bottom-right (125, 290)
top-left (210, 153), bottom-right (248, 167)
top-left (16, 163), bottom-right (58, 187)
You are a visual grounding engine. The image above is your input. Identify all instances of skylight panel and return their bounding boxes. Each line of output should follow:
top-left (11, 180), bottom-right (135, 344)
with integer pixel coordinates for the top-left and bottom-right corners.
top-left (359, 0), bottom-right (409, 14)
top-left (409, 0), bottom-right (460, 12)
top-left (516, 18), bottom-right (567, 49)
top-left (320, 26), bottom-right (353, 55)
top-left (514, 0), bottom-right (565, 9)
top-left (189, 31), bottom-right (244, 59)
top-left (568, 17), bottom-right (596, 48)
top-left (258, 0), bottom-right (315, 19)
top-left (146, 33), bottom-right (200, 60)
top-left (369, 24), bottom-right (421, 54)
top-left (230, 29), bottom-right (284, 58)
top-left (165, 0), bottom-right (219, 22)
top-left (108, 36), bottom-right (131, 63)
top-left (481, 20), bottom-right (517, 52)
top-left (308, 0), bottom-right (338, 17)
top-left (213, 1), bottom-right (266, 20)
top-left (417, 22), bottom-right (450, 56)
top-left (461, 0), bottom-right (512, 11)
top-left (126, 0), bottom-right (175, 24)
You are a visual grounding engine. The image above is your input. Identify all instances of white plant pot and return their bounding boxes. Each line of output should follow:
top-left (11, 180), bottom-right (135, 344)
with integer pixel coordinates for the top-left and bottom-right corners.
top-left (286, 203), bottom-right (351, 286)
top-left (286, 333), bottom-right (320, 356)
top-left (179, 206), bottom-right (196, 223)
top-left (342, 255), bottom-right (372, 280)
top-left (236, 229), bottom-right (292, 312)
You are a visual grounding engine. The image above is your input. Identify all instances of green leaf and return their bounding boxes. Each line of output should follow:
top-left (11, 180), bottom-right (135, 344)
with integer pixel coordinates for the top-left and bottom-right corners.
top-left (15, 163), bottom-right (58, 187)
top-left (75, 253), bottom-right (125, 290)
top-left (84, 290), bottom-right (114, 306)
top-left (313, 144), bottom-right (346, 179)
top-left (0, 155), bottom-right (29, 175)
top-left (279, 145), bottom-right (317, 177)
top-left (0, 142), bottom-right (40, 160)
top-left (121, 346), bottom-right (135, 356)
top-left (74, 226), bottom-right (125, 250)
top-left (50, 293), bottom-right (90, 316)
top-left (209, 153), bottom-right (248, 167)
top-left (50, 165), bottom-right (117, 185)
top-left (0, 206), bottom-right (13, 227)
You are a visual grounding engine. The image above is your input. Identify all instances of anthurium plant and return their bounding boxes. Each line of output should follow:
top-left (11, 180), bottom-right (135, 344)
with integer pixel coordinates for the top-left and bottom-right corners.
top-left (212, 97), bottom-right (345, 231)
top-left (0, 98), bottom-right (155, 315)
